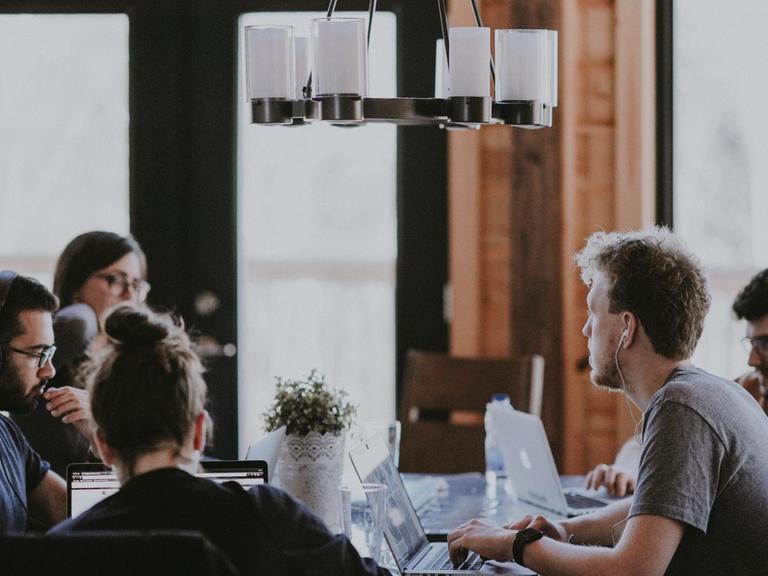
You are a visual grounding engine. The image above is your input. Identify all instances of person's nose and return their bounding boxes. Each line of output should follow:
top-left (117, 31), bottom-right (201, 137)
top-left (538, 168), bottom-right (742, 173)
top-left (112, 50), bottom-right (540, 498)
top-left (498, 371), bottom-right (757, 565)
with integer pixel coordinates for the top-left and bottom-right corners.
top-left (748, 347), bottom-right (762, 369)
top-left (582, 317), bottom-right (592, 338)
top-left (39, 360), bottom-right (56, 380)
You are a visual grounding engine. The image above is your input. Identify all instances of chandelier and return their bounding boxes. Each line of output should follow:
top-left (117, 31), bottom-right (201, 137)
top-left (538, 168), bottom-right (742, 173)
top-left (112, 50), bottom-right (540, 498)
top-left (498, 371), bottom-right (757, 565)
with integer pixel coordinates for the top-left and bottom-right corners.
top-left (244, 0), bottom-right (558, 130)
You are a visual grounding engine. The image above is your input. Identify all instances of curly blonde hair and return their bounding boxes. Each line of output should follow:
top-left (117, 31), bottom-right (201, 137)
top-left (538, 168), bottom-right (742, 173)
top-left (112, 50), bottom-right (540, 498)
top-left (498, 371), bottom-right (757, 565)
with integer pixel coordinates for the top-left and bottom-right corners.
top-left (574, 227), bottom-right (710, 359)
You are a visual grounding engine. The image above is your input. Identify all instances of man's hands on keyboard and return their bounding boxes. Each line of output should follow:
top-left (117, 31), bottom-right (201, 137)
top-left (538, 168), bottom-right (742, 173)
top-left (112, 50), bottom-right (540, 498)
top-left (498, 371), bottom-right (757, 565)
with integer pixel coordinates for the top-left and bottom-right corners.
top-left (447, 519), bottom-right (516, 567)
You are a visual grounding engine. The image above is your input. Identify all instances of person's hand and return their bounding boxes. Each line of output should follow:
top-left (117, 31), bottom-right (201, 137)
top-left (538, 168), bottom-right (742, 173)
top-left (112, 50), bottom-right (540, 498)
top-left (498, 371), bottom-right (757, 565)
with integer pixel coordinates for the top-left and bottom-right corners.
top-left (447, 519), bottom-right (516, 567)
top-left (504, 514), bottom-right (567, 542)
top-left (43, 387), bottom-right (94, 443)
top-left (736, 370), bottom-right (766, 404)
top-left (585, 463), bottom-right (637, 497)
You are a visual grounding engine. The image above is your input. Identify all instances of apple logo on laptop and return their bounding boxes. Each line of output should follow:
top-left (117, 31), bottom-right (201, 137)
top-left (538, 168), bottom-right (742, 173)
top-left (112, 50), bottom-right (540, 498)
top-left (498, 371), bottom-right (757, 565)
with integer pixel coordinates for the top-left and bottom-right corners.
top-left (519, 448), bottom-right (532, 470)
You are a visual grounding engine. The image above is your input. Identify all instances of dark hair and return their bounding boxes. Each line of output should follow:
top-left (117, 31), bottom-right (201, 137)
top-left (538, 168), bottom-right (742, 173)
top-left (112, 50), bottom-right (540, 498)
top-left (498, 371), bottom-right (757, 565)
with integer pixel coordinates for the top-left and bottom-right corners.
top-left (733, 269), bottom-right (768, 322)
top-left (0, 275), bottom-right (58, 343)
top-left (53, 231), bottom-right (147, 307)
top-left (574, 227), bottom-right (711, 359)
top-left (85, 305), bottom-right (207, 473)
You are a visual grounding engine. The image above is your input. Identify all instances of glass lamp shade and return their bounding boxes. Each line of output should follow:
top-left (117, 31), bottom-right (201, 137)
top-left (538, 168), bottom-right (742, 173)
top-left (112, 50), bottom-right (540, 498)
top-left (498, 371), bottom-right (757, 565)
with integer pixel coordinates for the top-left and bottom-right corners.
top-left (448, 27), bottom-right (491, 98)
top-left (434, 38), bottom-right (450, 98)
top-left (495, 29), bottom-right (557, 104)
top-left (245, 25), bottom-right (294, 100)
top-left (312, 17), bottom-right (368, 97)
top-left (294, 36), bottom-right (310, 100)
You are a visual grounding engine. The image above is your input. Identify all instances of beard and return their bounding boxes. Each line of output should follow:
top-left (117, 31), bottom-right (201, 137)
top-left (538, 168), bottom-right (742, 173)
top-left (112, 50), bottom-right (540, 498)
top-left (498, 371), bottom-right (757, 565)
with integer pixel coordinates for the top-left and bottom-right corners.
top-left (0, 363), bottom-right (43, 414)
top-left (590, 338), bottom-right (625, 392)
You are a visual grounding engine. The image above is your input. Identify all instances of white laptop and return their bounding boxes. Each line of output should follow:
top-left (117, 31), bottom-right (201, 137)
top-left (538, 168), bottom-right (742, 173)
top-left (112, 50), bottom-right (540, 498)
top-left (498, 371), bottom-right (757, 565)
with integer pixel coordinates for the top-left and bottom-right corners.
top-left (350, 438), bottom-right (535, 575)
top-left (67, 460), bottom-right (268, 518)
top-left (245, 425), bottom-right (286, 477)
top-left (493, 409), bottom-right (615, 517)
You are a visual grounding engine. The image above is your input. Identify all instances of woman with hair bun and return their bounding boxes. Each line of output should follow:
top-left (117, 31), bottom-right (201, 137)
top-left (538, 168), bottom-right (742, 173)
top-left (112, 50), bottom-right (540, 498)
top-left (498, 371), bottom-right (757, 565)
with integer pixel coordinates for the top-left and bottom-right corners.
top-left (14, 231), bottom-right (149, 476)
top-left (50, 305), bottom-right (390, 576)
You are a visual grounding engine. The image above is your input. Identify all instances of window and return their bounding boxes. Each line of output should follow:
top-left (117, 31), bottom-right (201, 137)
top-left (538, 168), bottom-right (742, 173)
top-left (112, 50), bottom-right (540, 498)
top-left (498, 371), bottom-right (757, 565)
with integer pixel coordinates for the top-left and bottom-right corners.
top-left (0, 14), bottom-right (129, 286)
top-left (237, 12), bottom-right (397, 451)
top-left (673, 0), bottom-right (768, 378)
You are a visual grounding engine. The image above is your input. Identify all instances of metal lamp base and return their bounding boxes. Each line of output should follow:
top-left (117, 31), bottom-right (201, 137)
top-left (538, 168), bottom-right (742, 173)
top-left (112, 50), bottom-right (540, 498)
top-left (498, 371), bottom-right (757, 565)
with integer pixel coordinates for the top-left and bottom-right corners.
top-left (315, 95), bottom-right (364, 123)
top-left (250, 98), bottom-right (295, 125)
top-left (492, 101), bottom-right (552, 128)
top-left (448, 96), bottom-right (492, 124)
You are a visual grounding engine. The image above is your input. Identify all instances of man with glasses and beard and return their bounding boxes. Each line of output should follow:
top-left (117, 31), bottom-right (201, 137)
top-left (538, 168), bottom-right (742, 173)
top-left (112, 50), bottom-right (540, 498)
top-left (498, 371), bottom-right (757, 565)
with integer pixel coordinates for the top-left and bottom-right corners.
top-left (0, 271), bottom-right (67, 532)
top-left (447, 229), bottom-right (768, 576)
top-left (733, 269), bottom-right (768, 415)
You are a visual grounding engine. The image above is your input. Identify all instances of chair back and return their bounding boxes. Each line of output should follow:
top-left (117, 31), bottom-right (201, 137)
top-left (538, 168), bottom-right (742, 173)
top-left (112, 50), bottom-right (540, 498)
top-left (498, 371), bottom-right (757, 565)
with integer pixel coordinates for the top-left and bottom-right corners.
top-left (399, 350), bottom-right (544, 473)
top-left (0, 530), bottom-right (240, 576)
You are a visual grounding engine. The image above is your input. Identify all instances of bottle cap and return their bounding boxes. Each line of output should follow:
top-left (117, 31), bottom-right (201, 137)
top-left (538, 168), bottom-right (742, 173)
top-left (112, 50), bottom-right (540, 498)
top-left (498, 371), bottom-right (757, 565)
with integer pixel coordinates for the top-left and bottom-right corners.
top-left (491, 393), bottom-right (510, 402)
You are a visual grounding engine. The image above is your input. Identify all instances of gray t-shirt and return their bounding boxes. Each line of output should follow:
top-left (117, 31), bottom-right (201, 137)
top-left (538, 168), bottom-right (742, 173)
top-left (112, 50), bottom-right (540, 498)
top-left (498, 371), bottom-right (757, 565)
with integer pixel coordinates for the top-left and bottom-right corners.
top-left (630, 365), bottom-right (768, 575)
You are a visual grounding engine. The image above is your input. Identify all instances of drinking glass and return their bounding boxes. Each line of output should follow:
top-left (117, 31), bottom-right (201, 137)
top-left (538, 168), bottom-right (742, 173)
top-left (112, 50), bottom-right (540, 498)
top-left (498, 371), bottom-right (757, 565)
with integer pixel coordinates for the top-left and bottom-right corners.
top-left (339, 483), bottom-right (388, 563)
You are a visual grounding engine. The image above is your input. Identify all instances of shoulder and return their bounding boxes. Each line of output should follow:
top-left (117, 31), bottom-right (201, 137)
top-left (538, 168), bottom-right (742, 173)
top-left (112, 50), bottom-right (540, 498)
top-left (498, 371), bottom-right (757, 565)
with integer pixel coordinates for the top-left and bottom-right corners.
top-left (0, 413), bottom-right (31, 445)
top-left (651, 366), bottom-right (750, 412)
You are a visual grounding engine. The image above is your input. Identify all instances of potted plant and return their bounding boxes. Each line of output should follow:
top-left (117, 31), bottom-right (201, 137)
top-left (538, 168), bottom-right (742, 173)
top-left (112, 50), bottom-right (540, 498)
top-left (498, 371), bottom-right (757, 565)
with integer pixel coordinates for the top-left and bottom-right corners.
top-left (263, 370), bottom-right (356, 531)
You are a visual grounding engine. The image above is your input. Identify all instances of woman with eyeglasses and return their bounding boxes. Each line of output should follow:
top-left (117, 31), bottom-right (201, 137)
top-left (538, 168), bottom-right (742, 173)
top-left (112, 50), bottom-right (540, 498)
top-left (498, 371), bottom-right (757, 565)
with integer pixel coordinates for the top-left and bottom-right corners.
top-left (13, 231), bottom-right (150, 477)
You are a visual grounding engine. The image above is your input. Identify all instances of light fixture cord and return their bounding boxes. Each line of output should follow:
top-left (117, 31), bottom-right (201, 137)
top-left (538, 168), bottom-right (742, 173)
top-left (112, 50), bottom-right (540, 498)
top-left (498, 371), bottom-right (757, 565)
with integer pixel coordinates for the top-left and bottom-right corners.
top-left (437, 0), bottom-right (450, 67)
top-left (367, 0), bottom-right (378, 46)
top-left (468, 0), bottom-right (496, 83)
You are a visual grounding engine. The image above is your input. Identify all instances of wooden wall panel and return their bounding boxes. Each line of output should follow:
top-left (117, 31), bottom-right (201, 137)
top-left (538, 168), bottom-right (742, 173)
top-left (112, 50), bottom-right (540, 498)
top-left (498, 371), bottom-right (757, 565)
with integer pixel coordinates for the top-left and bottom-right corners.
top-left (449, 0), bottom-right (654, 471)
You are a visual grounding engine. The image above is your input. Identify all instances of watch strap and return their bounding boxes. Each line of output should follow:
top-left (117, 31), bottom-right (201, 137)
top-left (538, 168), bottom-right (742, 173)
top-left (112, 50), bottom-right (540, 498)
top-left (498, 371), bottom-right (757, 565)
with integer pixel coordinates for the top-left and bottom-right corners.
top-left (512, 527), bottom-right (544, 568)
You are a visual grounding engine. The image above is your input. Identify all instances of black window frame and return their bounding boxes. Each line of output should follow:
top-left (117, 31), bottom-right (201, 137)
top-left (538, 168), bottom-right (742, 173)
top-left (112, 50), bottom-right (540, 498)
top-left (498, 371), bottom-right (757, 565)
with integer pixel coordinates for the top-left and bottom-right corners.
top-left (2, 0), bottom-right (448, 457)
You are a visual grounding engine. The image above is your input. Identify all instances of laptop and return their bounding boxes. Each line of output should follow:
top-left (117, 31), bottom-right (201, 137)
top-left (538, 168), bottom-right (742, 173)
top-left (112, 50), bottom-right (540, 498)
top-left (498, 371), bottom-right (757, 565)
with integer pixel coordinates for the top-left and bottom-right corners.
top-left (245, 425), bottom-right (286, 478)
top-left (67, 460), bottom-right (268, 518)
top-left (493, 409), bottom-right (614, 517)
top-left (350, 438), bottom-right (535, 575)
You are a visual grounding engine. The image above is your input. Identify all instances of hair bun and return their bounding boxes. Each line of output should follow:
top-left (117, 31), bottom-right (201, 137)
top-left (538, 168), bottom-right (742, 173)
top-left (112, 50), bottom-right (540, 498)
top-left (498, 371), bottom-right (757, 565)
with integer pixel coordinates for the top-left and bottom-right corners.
top-left (104, 305), bottom-right (168, 346)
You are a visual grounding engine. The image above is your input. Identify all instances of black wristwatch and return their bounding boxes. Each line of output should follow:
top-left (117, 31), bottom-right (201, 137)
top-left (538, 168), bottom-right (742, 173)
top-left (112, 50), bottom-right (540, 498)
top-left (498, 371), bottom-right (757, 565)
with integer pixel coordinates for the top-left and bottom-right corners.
top-left (513, 528), bottom-right (544, 567)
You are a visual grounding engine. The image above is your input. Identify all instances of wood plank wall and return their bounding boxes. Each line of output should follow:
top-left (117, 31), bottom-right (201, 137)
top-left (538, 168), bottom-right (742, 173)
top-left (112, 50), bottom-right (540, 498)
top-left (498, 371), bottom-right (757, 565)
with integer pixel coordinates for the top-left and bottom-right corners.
top-left (448, 0), bottom-right (655, 472)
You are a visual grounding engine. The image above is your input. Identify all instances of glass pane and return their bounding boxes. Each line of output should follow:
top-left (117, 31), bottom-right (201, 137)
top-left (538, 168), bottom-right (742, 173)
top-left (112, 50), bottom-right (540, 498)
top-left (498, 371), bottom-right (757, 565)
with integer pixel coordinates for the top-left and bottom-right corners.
top-left (674, 0), bottom-right (768, 378)
top-left (237, 12), bottom-right (397, 453)
top-left (0, 14), bottom-right (130, 287)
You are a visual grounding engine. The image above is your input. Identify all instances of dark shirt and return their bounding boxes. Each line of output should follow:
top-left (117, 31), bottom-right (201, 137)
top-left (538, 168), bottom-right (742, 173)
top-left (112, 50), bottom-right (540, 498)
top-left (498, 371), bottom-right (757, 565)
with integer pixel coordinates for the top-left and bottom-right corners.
top-left (0, 414), bottom-right (50, 533)
top-left (51, 468), bottom-right (390, 576)
top-left (13, 303), bottom-right (97, 476)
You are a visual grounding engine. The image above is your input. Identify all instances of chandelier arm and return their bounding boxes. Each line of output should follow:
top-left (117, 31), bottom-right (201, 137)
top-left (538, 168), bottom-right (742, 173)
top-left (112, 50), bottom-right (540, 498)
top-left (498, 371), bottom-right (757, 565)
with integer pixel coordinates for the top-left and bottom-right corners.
top-left (437, 0), bottom-right (450, 66)
top-left (367, 0), bottom-right (377, 47)
top-left (468, 0), bottom-right (496, 84)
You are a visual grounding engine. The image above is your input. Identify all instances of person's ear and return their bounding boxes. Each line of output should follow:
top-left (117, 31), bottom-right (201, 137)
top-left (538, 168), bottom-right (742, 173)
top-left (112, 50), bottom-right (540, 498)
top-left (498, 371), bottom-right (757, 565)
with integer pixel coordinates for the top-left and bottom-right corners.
top-left (620, 312), bottom-right (636, 347)
top-left (193, 412), bottom-right (207, 452)
top-left (92, 427), bottom-right (116, 466)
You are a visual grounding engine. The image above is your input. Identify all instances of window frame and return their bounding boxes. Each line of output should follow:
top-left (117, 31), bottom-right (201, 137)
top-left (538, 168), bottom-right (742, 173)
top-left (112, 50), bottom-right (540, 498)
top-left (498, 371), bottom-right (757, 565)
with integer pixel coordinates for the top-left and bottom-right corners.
top-left (2, 0), bottom-right (448, 457)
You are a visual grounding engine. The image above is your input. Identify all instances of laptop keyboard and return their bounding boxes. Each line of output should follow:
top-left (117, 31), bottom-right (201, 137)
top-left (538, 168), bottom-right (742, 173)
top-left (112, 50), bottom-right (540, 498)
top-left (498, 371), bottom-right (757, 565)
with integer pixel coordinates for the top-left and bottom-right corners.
top-left (565, 492), bottom-right (607, 509)
top-left (426, 549), bottom-right (484, 571)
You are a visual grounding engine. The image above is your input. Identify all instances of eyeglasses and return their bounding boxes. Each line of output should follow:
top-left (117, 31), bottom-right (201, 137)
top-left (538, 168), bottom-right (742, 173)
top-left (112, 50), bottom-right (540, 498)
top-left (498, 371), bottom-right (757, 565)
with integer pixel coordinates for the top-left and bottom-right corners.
top-left (1, 344), bottom-right (57, 368)
top-left (742, 336), bottom-right (768, 358)
top-left (93, 273), bottom-right (151, 303)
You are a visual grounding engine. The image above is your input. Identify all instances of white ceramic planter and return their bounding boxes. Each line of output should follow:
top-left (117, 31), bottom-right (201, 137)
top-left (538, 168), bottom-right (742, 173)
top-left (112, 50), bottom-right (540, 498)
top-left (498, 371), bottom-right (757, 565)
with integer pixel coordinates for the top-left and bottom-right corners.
top-left (274, 431), bottom-right (346, 533)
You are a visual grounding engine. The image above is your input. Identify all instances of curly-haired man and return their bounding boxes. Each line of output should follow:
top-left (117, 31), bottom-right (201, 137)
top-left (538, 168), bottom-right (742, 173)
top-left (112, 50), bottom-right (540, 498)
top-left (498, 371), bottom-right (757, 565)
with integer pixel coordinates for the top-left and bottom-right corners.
top-left (732, 268), bottom-right (768, 414)
top-left (447, 228), bottom-right (768, 576)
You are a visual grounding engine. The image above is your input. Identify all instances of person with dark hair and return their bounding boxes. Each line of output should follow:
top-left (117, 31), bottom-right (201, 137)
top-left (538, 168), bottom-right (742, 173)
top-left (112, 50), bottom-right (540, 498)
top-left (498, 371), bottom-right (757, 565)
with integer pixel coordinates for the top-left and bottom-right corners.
top-left (732, 268), bottom-right (768, 414)
top-left (447, 228), bottom-right (768, 575)
top-left (0, 271), bottom-right (67, 532)
top-left (51, 304), bottom-right (390, 576)
top-left (13, 231), bottom-right (149, 476)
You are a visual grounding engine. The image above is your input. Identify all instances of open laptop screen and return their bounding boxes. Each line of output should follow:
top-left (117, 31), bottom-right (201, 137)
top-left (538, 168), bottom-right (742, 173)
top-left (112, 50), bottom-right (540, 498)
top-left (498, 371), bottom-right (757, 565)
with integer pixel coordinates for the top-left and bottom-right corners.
top-left (67, 460), bottom-right (267, 518)
top-left (350, 438), bottom-right (428, 568)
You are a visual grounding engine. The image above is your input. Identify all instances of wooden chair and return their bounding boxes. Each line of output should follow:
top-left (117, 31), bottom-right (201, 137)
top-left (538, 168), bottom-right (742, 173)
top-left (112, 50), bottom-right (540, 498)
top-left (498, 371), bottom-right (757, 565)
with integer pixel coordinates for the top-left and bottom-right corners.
top-left (398, 350), bottom-right (545, 474)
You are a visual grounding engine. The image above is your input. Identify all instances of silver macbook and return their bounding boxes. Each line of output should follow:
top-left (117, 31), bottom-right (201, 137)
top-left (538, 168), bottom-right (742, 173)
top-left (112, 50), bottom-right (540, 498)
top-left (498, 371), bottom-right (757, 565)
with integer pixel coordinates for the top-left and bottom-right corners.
top-left (66, 460), bottom-right (268, 518)
top-left (493, 409), bottom-right (614, 517)
top-left (350, 438), bottom-right (535, 575)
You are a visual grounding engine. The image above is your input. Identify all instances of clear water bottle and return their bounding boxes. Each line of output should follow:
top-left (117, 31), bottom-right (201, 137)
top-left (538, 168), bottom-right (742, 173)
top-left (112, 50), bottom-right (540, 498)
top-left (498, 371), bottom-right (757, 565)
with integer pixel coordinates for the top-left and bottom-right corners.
top-left (484, 393), bottom-right (512, 484)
